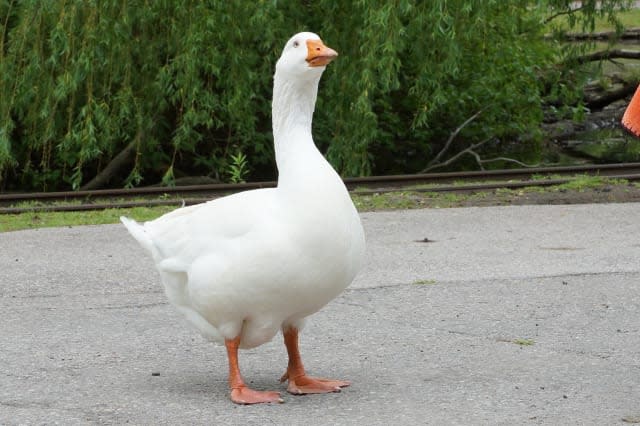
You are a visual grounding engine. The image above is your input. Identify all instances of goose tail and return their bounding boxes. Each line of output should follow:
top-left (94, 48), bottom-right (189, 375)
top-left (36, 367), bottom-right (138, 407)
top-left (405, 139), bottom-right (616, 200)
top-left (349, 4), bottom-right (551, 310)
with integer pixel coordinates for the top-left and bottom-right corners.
top-left (120, 216), bottom-right (156, 255)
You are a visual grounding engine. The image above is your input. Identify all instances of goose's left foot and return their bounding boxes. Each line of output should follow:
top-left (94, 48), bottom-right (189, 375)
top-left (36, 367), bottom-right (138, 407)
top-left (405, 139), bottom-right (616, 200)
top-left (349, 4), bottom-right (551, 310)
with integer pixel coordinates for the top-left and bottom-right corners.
top-left (280, 372), bottom-right (350, 394)
top-left (281, 327), bottom-right (350, 395)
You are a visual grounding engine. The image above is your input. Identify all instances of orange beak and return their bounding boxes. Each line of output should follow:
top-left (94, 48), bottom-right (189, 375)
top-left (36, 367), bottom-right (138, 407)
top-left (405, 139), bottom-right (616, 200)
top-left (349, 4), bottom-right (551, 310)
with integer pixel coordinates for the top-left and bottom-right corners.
top-left (306, 39), bottom-right (338, 67)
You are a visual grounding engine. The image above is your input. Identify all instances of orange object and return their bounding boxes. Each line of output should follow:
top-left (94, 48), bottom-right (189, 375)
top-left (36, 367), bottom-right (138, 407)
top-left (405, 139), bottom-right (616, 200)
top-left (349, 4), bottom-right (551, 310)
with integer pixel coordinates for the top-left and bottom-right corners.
top-left (306, 39), bottom-right (338, 67)
top-left (225, 336), bottom-right (283, 404)
top-left (622, 84), bottom-right (640, 137)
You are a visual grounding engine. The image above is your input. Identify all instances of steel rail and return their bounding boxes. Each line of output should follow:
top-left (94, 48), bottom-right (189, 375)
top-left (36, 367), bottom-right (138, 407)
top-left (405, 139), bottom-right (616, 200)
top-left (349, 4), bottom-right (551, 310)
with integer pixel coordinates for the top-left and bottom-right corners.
top-left (5, 174), bottom-right (640, 214)
top-left (0, 163), bottom-right (640, 214)
top-left (351, 173), bottom-right (640, 195)
top-left (2, 162), bottom-right (640, 205)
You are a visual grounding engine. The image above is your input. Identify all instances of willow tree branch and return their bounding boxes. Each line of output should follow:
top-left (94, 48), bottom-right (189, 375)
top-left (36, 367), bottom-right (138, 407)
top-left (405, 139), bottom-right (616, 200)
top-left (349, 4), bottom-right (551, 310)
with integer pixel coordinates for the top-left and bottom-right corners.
top-left (422, 137), bottom-right (494, 173)
top-left (423, 108), bottom-right (487, 171)
top-left (472, 154), bottom-right (540, 169)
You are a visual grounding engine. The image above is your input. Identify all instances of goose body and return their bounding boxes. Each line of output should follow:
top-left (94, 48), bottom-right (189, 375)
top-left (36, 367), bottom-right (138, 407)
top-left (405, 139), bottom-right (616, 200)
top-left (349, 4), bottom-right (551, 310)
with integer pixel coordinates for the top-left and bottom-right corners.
top-left (121, 32), bottom-right (365, 403)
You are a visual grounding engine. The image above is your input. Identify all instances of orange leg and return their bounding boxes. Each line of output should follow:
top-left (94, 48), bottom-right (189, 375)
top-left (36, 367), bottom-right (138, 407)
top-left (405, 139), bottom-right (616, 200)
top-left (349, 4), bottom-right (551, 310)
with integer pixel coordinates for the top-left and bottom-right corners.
top-left (280, 327), bottom-right (350, 395)
top-left (225, 336), bottom-right (283, 404)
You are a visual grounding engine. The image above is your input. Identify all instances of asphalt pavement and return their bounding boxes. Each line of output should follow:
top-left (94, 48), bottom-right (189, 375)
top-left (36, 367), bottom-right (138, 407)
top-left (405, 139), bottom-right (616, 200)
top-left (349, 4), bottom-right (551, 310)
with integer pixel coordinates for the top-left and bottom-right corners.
top-left (1, 203), bottom-right (639, 425)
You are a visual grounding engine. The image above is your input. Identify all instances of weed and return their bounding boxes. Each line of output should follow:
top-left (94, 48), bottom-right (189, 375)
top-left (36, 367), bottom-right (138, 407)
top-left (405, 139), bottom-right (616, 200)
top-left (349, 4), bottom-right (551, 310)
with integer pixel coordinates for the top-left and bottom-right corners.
top-left (413, 279), bottom-right (437, 285)
top-left (227, 151), bottom-right (250, 184)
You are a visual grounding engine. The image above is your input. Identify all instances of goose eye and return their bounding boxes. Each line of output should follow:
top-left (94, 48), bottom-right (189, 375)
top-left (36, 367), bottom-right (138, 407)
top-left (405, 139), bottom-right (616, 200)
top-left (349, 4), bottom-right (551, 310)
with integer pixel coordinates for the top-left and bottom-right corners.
top-left (293, 40), bottom-right (299, 48)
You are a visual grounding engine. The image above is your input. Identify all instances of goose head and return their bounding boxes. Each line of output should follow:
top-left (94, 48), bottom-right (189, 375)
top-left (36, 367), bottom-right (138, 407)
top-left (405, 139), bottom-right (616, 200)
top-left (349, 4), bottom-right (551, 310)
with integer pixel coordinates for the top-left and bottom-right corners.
top-left (271, 32), bottom-right (337, 155)
top-left (275, 32), bottom-right (338, 81)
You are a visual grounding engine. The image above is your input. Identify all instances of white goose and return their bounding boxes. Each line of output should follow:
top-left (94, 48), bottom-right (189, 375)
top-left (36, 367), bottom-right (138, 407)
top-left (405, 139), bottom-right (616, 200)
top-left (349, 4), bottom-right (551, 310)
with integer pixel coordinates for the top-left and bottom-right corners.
top-left (121, 32), bottom-right (365, 405)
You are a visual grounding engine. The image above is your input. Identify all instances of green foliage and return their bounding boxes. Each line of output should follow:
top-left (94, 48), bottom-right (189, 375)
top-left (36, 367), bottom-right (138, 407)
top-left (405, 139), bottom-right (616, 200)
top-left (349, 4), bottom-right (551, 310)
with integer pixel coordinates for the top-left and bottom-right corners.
top-left (0, 0), bottom-right (634, 191)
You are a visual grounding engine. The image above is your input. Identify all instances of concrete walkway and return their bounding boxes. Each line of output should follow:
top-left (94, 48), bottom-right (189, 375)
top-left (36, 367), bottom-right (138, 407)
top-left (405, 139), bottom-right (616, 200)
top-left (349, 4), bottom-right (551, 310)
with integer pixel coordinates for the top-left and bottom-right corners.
top-left (1, 203), bottom-right (639, 425)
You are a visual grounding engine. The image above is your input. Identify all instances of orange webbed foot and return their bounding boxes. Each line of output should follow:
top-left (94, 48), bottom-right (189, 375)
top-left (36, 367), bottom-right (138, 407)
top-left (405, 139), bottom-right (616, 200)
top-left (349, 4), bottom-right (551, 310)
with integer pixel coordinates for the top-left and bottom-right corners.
top-left (281, 373), bottom-right (350, 395)
top-left (230, 386), bottom-right (284, 405)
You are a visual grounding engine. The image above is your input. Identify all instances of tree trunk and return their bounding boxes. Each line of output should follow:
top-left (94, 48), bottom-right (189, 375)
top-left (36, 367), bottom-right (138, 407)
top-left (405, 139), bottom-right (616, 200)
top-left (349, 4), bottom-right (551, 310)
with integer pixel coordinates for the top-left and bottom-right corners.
top-left (585, 81), bottom-right (639, 110)
top-left (80, 140), bottom-right (136, 190)
top-left (558, 28), bottom-right (640, 42)
top-left (575, 49), bottom-right (640, 65)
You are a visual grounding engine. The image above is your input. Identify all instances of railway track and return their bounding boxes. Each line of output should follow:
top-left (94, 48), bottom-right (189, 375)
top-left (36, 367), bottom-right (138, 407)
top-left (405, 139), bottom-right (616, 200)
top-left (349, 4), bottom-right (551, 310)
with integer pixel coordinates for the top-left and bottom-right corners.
top-left (2, 162), bottom-right (640, 214)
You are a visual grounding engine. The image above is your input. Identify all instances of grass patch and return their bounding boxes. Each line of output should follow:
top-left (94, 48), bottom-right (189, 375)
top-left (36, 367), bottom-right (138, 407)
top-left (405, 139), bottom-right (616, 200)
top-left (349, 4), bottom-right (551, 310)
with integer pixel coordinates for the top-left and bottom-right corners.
top-left (597, 8), bottom-right (640, 31)
top-left (531, 173), bottom-right (563, 181)
top-left (0, 205), bottom-right (173, 233)
top-left (352, 191), bottom-right (422, 210)
top-left (406, 183), bottom-right (440, 191)
top-left (550, 8), bottom-right (640, 32)
top-left (554, 175), bottom-right (627, 191)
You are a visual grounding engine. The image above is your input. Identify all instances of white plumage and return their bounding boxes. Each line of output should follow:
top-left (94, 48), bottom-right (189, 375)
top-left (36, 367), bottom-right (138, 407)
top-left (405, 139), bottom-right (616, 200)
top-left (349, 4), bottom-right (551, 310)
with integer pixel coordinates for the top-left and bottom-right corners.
top-left (121, 32), bottom-right (365, 404)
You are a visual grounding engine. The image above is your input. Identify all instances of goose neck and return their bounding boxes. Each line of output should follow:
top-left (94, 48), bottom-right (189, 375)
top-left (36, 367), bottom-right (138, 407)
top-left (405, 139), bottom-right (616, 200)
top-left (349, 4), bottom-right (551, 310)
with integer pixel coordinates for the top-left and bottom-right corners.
top-left (272, 75), bottom-right (318, 148)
